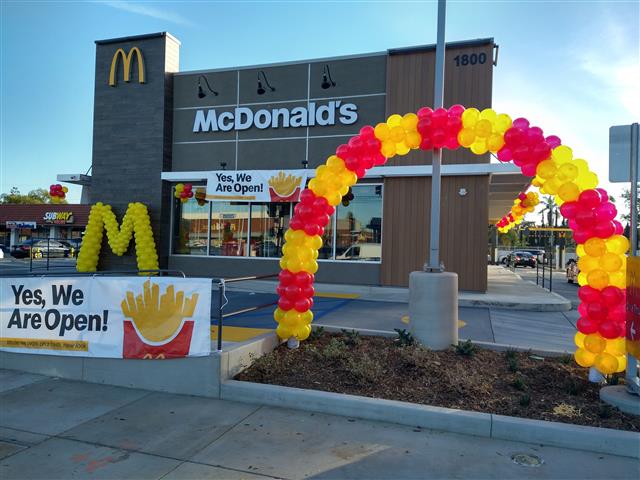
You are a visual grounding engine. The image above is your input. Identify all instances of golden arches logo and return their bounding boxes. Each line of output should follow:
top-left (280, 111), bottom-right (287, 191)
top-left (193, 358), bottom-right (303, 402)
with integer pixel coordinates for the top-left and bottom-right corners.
top-left (109, 47), bottom-right (145, 87)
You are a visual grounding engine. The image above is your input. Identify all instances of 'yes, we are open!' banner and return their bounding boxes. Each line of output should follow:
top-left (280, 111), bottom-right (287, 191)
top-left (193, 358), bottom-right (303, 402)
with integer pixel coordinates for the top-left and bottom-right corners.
top-left (205, 169), bottom-right (308, 202)
top-left (0, 277), bottom-right (212, 359)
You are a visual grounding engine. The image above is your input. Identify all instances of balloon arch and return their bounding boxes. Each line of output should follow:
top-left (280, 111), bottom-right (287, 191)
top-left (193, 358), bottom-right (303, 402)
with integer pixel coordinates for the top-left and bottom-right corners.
top-left (274, 105), bottom-right (629, 376)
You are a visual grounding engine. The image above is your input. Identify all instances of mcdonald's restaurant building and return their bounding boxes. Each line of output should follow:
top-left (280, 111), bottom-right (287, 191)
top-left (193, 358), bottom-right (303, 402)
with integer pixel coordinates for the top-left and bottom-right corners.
top-left (87, 32), bottom-right (527, 292)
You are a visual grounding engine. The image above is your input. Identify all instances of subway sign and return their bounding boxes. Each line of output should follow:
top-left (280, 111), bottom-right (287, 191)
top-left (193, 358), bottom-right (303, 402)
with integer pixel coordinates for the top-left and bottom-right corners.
top-left (43, 212), bottom-right (74, 224)
top-left (193, 100), bottom-right (358, 133)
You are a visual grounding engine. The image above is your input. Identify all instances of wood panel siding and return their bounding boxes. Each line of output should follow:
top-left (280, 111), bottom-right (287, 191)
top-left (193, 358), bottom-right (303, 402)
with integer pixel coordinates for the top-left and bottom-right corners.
top-left (379, 40), bottom-right (493, 291)
top-left (385, 42), bottom-right (494, 166)
top-left (381, 175), bottom-right (489, 291)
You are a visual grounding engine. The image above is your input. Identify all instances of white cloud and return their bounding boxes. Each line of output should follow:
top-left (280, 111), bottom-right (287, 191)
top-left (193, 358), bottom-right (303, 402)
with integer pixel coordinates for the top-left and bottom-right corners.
top-left (97, 1), bottom-right (194, 27)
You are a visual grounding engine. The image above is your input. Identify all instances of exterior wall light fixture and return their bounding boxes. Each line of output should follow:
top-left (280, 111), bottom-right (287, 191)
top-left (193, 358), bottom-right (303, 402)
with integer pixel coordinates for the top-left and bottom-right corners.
top-left (197, 75), bottom-right (218, 98)
top-left (321, 64), bottom-right (336, 89)
top-left (257, 70), bottom-right (275, 95)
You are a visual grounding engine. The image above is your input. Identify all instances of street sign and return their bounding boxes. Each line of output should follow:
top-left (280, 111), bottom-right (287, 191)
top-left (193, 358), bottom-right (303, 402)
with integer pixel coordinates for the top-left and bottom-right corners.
top-left (609, 123), bottom-right (639, 182)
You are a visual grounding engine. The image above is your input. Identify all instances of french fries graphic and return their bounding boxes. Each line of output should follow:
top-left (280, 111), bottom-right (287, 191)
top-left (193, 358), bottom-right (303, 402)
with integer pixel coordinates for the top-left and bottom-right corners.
top-left (268, 171), bottom-right (302, 197)
top-left (121, 280), bottom-right (199, 343)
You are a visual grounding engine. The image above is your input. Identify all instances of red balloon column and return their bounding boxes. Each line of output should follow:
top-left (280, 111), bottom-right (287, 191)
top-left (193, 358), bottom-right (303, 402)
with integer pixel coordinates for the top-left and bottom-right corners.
top-left (273, 105), bottom-right (628, 376)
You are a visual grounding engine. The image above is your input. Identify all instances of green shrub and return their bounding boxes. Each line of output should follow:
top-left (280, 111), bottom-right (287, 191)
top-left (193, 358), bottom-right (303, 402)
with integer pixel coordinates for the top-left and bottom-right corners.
top-left (394, 329), bottom-right (415, 347)
top-left (519, 393), bottom-right (531, 407)
top-left (341, 329), bottom-right (361, 346)
top-left (454, 339), bottom-right (478, 357)
top-left (512, 377), bottom-right (527, 391)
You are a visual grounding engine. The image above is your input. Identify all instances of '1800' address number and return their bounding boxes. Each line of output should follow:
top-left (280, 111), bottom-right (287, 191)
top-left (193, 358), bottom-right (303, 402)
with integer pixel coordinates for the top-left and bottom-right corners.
top-left (453, 53), bottom-right (487, 66)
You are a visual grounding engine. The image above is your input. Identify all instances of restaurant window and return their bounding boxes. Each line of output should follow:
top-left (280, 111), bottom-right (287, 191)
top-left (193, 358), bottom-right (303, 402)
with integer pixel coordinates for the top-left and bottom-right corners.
top-left (334, 185), bottom-right (382, 261)
top-left (249, 202), bottom-right (291, 257)
top-left (172, 187), bottom-right (209, 255)
top-left (210, 202), bottom-right (249, 256)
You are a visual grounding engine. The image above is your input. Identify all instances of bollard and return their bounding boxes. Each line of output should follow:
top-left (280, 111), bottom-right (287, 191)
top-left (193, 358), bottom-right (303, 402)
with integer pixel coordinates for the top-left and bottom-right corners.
top-left (409, 271), bottom-right (458, 350)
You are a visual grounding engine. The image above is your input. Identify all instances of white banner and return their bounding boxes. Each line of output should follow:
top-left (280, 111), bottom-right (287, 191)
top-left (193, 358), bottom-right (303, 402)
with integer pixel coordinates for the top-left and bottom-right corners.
top-left (205, 169), bottom-right (308, 202)
top-left (0, 277), bottom-right (211, 359)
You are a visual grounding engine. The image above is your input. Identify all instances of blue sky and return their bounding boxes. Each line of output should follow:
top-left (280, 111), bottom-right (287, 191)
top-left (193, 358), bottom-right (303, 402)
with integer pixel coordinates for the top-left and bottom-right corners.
top-left (1, 0), bottom-right (638, 206)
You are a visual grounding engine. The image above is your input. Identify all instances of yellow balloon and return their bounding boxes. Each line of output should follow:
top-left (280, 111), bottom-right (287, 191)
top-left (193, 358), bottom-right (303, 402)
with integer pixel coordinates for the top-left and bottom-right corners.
top-left (396, 142), bottom-right (410, 155)
top-left (574, 348), bottom-right (596, 367)
top-left (543, 178), bottom-right (562, 195)
top-left (470, 139), bottom-right (488, 155)
top-left (305, 235), bottom-right (323, 250)
top-left (552, 145), bottom-right (573, 163)
top-left (578, 255), bottom-right (599, 273)
top-left (487, 133), bottom-right (505, 152)
top-left (584, 237), bottom-right (606, 257)
top-left (390, 125), bottom-right (405, 143)
top-left (300, 310), bottom-right (314, 324)
top-left (587, 269), bottom-right (609, 290)
top-left (577, 272), bottom-right (588, 286)
top-left (557, 163), bottom-right (579, 181)
top-left (494, 113), bottom-right (512, 133)
top-left (400, 113), bottom-right (419, 131)
top-left (599, 252), bottom-right (623, 272)
top-left (608, 270), bottom-right (626, 289)
top-left (606, 337), bottom-right (626, 356)
top-left (381, 141), bottom-right (396, 158)
top-left (301, 259), bottom-right (319, 274)
top-left (474, 119), bottom-right (493, 138)
top-left (594, 353), bottom-right (618, 375)
top-left (273, 308), bottom-right (285, 323)
top-left (287, 257), bottom-right (302, 273)
top-left (405, 131), bottom-right (422, 149)
top-left (457, 128), bottom-right (476, 147)
top-left (374, 123), bottom-right (390, 141)
top-left (283, 309), bottom-right (302, 326)
top-left (576, 244), bottom-right (586, 257)
top-left (574, 331), bottom-right (586, 348)
top-left (387, 114), bottom-right (402, 127)
top-left (294, 324), bottom-right (311, 341)
top-left (461, 108), bottom-right (479, 128)
top-left (276, 323), bottom-right (293, 340)
top-left (606, 235), bottom-right (630, 255)
top-left (326, 155), bottom-right (344, 170)
top-left (584, 333), bottom-right (606, 354)
top-left (536, 160), bottom-right (558, 179)
top-left (557, 182), bottom-right (580, 202)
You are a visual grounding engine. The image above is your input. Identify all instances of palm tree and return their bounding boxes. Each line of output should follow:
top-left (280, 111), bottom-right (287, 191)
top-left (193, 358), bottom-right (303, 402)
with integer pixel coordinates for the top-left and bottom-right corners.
top-left (540, 195), bottom-right (559, 227)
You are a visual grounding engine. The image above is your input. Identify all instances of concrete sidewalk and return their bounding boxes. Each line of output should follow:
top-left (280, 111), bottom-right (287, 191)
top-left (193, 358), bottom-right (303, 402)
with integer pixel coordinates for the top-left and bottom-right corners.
top-left (229, 265), bottom-right (571, 312)
top-left (0, 370), bottom-right (636, 480)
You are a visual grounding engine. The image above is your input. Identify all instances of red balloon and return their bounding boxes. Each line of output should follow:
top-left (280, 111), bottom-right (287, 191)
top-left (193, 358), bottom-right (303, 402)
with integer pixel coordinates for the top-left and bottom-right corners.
top-left (613, 220), bottom-right (624, 235)
top-left (294, 298), bottom-right (311, 312)
top-left (448, 104), bottom-right (465, 117)
top-left (577, 316), bottom-right (599, 334)
top-left (578, 286), bottom-right (601, 303)
top-left (360, 125), bottom-right (375, 138)
top-left (304, 224), bottom-right (321, 236)
top-left (593, 221), bottom-right (615, 239)
top-left (578, 303), bottom-right (588, 317)
top-left (599, 322), bottom-right (621, 339)
top-left (578, 189), bottom-right (602, 209)
top-left (417, 107), bottom-right (433, 119)
top-left (595, 202), bottom-right (617, 222)
top-left (294, 272), bottom-right (313, 287)
top-left (289, 218), bottom-right (303, 230)
top-left (586, 302), bottom-right (608, 322)
top-left (575, 209), bottom-right (597, 228)
top-left (560, 202), bottom-right (580, 219)
top-left (276, 285), bottom-right (285, 296)
top-left (279, 269), bottom-right (295, 285)
top-left (521, 162), bottom-right (538, 177)
top-left (572, 228), bottom-right (591, 244)
top-left (601, 286), bottom-right (624, 307)
top-left (301, 285), bottom-right (314, 298)
top-left (595, 188), bottom-right (609, 200)
top-left (284, 285), bottom-right (302, 300)
top-left (278, 297), bottom-right (294, 311)
top-left (607, 304), bottom-right (626, 323)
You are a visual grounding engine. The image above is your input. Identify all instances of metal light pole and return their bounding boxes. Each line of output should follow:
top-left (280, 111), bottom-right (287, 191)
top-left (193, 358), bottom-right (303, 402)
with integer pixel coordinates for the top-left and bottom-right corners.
top-left (628, 122), bottom-right (639, 394)
top-left (426, 0), bottom-right (446, 272)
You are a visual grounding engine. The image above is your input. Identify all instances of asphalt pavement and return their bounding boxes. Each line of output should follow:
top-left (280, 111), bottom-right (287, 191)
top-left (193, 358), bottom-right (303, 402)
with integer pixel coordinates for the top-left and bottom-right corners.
top-left (1, 370), bottom-right (636, 480)
top-left (514, 266), bottom-right (580, 307)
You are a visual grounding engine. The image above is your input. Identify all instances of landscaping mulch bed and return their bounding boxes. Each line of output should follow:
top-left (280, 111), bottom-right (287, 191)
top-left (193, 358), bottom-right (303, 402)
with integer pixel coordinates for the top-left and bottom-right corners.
top-left (236, 331), bottom-right (640, 432)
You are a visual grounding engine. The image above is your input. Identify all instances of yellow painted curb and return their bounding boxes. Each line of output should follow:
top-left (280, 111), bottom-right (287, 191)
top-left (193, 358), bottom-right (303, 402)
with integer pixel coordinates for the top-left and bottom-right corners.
top-left (210, 326), bottom-right (273, 342)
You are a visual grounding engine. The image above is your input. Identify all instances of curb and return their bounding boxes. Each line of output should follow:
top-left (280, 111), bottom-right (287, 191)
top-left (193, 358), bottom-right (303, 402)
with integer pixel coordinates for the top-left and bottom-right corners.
top-left (221, 380), bottom-right (640, 459)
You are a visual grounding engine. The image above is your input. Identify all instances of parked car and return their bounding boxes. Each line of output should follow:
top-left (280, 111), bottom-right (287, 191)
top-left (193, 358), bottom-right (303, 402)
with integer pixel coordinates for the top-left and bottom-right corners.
top-left (566, 258), bottom-right (579, 283)
top-left (0, 244), bottom-right (7, 259)
top-left (10, 239), bottom-right (39, 258)
top-left (30, 240), bottom-right (71, 258)
top-left (503, 251), bottom-right (537, 268)
top-left (336, 243), bottom-right (381, 261)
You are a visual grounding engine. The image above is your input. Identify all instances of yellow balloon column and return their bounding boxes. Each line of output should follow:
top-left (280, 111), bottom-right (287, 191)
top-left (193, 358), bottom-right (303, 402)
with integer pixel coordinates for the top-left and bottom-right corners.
top-left (76, 202), bottom-right (159, 273)
top-left (274, 105), bottom-right (628, 377)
